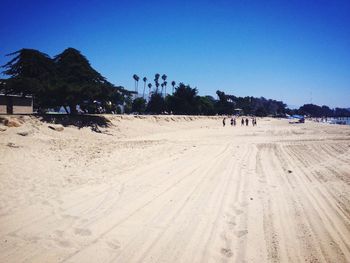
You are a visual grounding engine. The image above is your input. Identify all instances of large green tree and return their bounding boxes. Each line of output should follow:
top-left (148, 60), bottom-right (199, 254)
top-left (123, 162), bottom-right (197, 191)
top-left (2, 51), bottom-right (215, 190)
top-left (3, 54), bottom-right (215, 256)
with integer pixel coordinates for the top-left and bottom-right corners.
top-left (132, 97), bottom-right (147, 113)
top-left (1, 48), bottom-right (56, 107)
top-left (54, 48), bottom-right (111, 114)
top-left (147, 93), bottom-right (165, 114)
top-left (198, 96), bottom-right (216, 115)
top-left (166, 83), bottom-right (199, 114)
top-left (215, 90), bottom-right (235, 114)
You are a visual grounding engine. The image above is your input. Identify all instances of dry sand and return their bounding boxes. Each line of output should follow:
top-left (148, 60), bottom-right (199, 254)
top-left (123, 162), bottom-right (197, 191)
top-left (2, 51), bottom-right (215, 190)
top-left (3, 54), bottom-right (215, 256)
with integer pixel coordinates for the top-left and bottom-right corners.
top-left (0, 115), bottom-right (349, 262)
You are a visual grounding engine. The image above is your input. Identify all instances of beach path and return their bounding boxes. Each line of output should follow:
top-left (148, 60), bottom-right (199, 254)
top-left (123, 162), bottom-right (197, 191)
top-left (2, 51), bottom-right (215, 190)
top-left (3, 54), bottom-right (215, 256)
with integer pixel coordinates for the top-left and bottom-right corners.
top-left (0, 116), bottom-right (349, 262)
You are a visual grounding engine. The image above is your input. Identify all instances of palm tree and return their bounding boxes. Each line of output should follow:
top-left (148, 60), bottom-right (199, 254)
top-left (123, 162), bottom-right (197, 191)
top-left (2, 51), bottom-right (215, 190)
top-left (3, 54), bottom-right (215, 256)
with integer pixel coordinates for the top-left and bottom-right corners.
top-left (133, 74), bottom-right (140, 95)
top-left (154, 73), bottom-right (160, 93)
top-left (161, 74), bottom-right (167, 97)
top-left (164, 81), bottom-right (168, 97)
top-left (160, 83), bottom-right (164, 95)
top-left (142, 77), bottom-right (147, 98)
top-left (171, 81), bottom-right (176, 94)
top-left (148, 83), bottom-right (152, 99)
top-left (161, 74), bottom-right (167, 82)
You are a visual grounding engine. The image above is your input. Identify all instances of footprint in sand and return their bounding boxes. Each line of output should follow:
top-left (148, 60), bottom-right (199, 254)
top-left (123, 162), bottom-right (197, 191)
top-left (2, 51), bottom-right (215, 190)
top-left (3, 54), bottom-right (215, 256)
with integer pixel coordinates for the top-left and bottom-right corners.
top-left (235, 230), bottom-right (248, 238)
top-left (62, 214), bottom-right (80, 220)
top-left (226, 215), bottom-right (236, 226)
top-left (74, 228), bottom-right (92, 236)
top-left (221, 248), bottom-right (233, 258)
top-left (55, 239), bottom-right (71, 248)
top-left (227, 220), bottom-right (236, 229)
top-left (106, 239), bottom-right (120, 250)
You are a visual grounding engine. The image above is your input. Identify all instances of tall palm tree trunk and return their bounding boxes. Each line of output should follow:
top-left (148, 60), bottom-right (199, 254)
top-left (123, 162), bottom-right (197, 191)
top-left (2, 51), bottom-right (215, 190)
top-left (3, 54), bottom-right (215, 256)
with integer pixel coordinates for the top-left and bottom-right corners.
top-left (143, 82), bottom-right (146, 99)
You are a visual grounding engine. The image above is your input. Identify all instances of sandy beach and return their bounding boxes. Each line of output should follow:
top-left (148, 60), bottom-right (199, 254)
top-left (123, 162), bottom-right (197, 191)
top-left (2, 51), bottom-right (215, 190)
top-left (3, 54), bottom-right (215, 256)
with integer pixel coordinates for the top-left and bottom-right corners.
top-left (0, 115), bottom-right (349, 262)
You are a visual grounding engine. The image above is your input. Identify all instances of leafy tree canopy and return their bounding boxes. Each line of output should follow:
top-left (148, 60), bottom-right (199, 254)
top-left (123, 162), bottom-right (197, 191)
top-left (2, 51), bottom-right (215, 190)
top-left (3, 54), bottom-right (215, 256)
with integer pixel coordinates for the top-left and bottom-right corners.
top-left (132, 97), bottom-right (147, 113)
top-left (1, 49), bottom-right (56, 103)
top-left (147, 93), bottom-right (165, 114)
top-left (53, 48), bottom-right (115, 113)
top-left (167, 83), bottom-right (199, 114)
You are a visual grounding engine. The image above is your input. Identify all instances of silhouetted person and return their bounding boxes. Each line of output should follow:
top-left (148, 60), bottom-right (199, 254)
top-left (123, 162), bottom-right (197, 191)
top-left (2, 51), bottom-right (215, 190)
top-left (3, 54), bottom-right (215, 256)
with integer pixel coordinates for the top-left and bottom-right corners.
top-left (233, 118), bottom-right (236, 126)
top-left (223, 117), bottom-right (226, 127)
top-left (245, 118), bottom-right (249, 126)
top-left (241, 118), bottom-right (244, 126)
top-left (230, 118), bottom-right (234, 126)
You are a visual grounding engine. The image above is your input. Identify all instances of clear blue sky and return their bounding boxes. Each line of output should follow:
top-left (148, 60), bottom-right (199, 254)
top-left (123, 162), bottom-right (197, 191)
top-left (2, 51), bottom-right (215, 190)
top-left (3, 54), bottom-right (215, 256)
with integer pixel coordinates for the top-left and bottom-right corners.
top-left (1, 0), bottom-right (349, 108)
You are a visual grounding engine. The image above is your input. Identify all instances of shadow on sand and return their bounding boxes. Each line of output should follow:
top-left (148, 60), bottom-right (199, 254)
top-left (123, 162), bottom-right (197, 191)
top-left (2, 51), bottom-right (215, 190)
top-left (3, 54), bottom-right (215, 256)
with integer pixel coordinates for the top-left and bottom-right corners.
top-left (39, 114), bottom-right (112, 132)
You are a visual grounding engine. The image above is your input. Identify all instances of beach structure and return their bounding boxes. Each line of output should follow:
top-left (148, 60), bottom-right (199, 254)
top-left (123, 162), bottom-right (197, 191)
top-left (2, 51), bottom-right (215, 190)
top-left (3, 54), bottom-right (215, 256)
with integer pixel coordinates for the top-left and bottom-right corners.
top-left (0, 94), bottom-right (33, 114)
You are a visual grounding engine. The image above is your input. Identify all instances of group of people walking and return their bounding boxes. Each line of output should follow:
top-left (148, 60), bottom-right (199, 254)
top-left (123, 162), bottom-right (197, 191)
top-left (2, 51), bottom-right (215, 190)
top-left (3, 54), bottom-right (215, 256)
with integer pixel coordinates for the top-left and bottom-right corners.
top-left (222, 117), bottom-right (257, 127)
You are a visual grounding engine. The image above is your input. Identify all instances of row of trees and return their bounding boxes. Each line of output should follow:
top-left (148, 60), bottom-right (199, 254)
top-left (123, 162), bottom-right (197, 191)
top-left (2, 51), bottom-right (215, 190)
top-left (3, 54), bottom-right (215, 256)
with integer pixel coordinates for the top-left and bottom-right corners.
top-left (293, 104), bottom-right (350, 117)
top-left (1, 48), bottom-right (349, 117)
top-left (132, 73), bottom-right (176, 98)
top-left (129, 89), bottom-right (288, 116)
top-left (122, 89), bottom-right (350, 117)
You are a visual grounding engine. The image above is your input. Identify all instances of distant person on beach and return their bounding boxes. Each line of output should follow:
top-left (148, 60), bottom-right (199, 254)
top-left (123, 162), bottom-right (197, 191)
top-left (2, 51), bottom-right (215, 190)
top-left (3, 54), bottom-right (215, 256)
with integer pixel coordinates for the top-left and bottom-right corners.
top-left (230, 118), bottom-right (234, 126)
top-left (223, 117), bottom-right (226, 127)
top-left (246, 118), bottom-right (249, 126)
top-left (233, 118), bottom-right (236, 126)
top-left (254, 118), bottom-right (257, 126)
top-left (241, 118), bottom-right (244, 126)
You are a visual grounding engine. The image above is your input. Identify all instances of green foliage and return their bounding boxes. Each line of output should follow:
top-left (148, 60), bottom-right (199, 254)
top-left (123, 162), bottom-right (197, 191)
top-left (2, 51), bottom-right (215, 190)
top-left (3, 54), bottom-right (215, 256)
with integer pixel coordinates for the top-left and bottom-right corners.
top-left (297, 104), bottom-right (350, 117)
top-left (213, 90), bottom-right (289, 116)
top-left (132, 97), bottom-right (146, 113)
top-left (124, 96), bottom-right (133, 114)
top-left (197, 96), bottom-right (216, 115)
top-left (166, 83), bottom-right (199, 114)
top-left (1, 49), bottom-right (56, 107)
top-left (255, 106), bottom-right (267, 117)
top-left (1, 48), bottom-right (130, 114)
top-left (334, 108), bottom-right (350, 117)
top-left (215, 90), bottom-right (235, 114)
top-left (147, 93), bottom-right (165, 114)
top-left (115, 106), bottom-right (122, 114)
top-left (54, 48), bottom-right (113, 113)
top-left (154, 73), bottom-right (160, 93)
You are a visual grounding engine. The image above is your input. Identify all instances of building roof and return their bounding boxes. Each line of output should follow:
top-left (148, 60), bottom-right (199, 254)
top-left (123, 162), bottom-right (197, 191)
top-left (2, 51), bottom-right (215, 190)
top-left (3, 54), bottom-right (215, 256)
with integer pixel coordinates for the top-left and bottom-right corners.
top-left (0, 93), bottom-right (33, 99)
